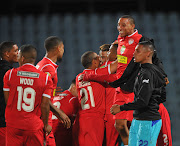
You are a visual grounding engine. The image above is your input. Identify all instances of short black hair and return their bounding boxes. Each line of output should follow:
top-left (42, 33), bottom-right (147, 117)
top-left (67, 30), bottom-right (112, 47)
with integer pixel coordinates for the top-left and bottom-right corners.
top-left (99, 44), bottom-right (111, 51)
top-left (20, 44), bottom-right (37, 62)
top-left (81, 51), bottom-right (95, 69)
top-left (44, 36), bottom-right (63, 52)
top-left (139, 36), bottom-right (155, 55)
top-left (0, 41), bottom-right (16, 58)
top-left (111, 44), bottom-right (118, 50)
top-left (121, 15), bottom-right (135, 25)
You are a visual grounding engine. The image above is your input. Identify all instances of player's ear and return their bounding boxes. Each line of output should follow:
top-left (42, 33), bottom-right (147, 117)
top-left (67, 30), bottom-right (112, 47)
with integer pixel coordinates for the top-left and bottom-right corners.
top-left (5, 51), bottom-right (10, 58)
top-left (21, 56), bottom-right (25, 63)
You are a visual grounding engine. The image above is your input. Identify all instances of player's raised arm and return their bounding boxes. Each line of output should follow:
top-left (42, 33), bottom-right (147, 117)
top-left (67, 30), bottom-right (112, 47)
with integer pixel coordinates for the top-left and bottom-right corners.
top-left (109, 59), bottom-right (118, 74)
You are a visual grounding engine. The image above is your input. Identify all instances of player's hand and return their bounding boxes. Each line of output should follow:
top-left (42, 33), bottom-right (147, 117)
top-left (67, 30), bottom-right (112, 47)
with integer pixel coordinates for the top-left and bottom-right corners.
top-left (110, 104), bottom-right (121, 115)
top-left (112, 40), bottom-right (118, 45)
top-left (60, 112), bottom-right (71, 129)
top-left (44, 125), bottom-right (52, 136)
top-left (165, 77), bottom-right (169, 85)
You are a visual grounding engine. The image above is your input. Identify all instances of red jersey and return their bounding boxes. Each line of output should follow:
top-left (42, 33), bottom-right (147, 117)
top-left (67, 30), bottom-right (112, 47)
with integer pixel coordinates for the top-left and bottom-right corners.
top-left (52, 90), bottom-right (79, 127)
top-left (3, 63), bottom-right (53, 130)
top-left (36, 57), bottom-right (58, 99)
top-left (76, 69), bottom-right (108, 117)
top-left (157, 103), bottom-right (172, 146)
top-left (52, 90), bottom-right (79, 146)
top-left (117, 29), bottom-right (142, 78)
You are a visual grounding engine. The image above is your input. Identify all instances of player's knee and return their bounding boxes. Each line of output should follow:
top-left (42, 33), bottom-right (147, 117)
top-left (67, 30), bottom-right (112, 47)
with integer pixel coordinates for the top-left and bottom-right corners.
top-left (114, 120), bottom-right (126, 131)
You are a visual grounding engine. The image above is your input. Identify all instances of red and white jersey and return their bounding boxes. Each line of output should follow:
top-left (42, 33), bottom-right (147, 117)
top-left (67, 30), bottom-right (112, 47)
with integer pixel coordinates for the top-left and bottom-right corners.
top-left (52, 90), bottom-right (79, 133)
top-left (76, 69), bottom-right (107, 117)
top-left (116, 29), bottom-right (142, 79)
top-left (52, 90), bottom-right (79, 123)
top-left (3, 63), bottom-right (53, 130)
top-left (36, 57), bottom-right (58, 99)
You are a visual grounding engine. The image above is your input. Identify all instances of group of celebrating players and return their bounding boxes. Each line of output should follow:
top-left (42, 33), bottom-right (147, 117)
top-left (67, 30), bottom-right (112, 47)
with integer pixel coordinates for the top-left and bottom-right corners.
top-left (0, 15), bottom-right (172, 146)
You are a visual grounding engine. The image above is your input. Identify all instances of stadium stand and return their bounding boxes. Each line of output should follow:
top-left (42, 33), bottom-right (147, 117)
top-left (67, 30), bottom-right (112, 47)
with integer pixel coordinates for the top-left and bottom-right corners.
top-left (0, 12), bottom-right (179, 145)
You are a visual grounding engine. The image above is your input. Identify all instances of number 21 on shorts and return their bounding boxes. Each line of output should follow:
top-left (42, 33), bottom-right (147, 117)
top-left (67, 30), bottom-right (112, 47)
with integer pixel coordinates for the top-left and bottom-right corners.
top-left (80, 86), bottom-right (95, 110)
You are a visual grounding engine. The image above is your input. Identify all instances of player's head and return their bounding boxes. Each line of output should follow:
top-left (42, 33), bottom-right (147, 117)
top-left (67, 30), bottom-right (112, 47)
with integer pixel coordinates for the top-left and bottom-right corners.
top-left (69, 78), bottom-right (78, 97)
top-left (107, 44), bottom-right (118, 61)
top-left (81, 51), bottom-right (100, 69)
top-left (0, 41), bottom-right (18, 64)
top-left (117, 15), bottom-right (135, 37)
top-left (99, 44), bottom-right (110, 64)
top-left (44, 36), bottom-right (64, 62)
top-left (18, 44), bottom-right (37, 66)
top-left (134, 38), bottom-right (154, 64)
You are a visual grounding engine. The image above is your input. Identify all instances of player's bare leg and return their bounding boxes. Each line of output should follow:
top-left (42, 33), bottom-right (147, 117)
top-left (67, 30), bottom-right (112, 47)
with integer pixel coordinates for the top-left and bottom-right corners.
top-left (115, 119), bottom-right (129, 145)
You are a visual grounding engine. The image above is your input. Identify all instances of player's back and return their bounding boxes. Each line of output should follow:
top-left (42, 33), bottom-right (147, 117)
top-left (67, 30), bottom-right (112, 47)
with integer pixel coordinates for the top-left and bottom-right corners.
top-left (52, 90), bottom-right (79, 146)
top-left (76, 69), bottom-right (106, 117)
top-left (4, 63), bottom-right (51, 130)
top-left (36, 57), bottom-right (58, 98)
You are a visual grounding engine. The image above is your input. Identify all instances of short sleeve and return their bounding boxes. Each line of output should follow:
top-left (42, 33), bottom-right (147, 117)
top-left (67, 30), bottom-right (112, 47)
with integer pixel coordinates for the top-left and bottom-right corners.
top-left (41, 65), bottom-right (56, 79)
top-left (3, 69), bottom-right (13, 91)
top-left (43, 74), bottom-right (53, 99)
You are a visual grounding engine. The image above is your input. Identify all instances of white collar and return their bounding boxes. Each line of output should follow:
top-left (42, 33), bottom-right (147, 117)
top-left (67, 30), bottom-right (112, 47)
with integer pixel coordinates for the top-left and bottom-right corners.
top-left (128, 29), bottom-right (138, 37)
top-left (84, 69), bottom-right (92, 71)
top-left (22, 63), bottom-right (36, 68)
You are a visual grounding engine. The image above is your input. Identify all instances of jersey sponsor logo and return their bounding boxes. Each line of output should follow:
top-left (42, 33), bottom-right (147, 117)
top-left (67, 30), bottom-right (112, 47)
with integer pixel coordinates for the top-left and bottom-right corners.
top-left (17, 71), bottom-right (39, 78)
top-left (53, 95), bottom-right (65, 101)
top-left (142, 79), bottom-right (149, 83)
top-left (128, 38), bottom-right (134, 45)
top-left (117, 55), bottom-right (128, 64)
top-left (120, 45), bottom-right (126, 54)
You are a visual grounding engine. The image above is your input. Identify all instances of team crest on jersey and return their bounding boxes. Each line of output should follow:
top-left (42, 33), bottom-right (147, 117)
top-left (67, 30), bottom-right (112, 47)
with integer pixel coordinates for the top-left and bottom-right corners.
top-left (120, 45), bottom-right (126, 54)
top-left (128, 38), bottom-right (134, 45)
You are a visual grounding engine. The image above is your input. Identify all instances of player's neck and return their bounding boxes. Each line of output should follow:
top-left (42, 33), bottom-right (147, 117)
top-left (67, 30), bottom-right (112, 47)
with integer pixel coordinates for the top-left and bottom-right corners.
top-left (140, 59), bottom-right (152, 64)
top-left (45, 53), bottom-right (57, 64)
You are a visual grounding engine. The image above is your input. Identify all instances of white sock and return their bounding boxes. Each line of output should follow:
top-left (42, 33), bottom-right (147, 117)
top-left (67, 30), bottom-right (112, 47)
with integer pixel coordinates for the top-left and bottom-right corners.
top-left (124, 145), bottom-right (128, 146)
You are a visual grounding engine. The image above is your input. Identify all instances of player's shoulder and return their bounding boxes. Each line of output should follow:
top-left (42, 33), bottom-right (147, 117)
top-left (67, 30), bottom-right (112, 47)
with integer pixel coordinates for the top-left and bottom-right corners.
top-left (53, 90), bottom-right (70, 101)
top-left (132, 31), bottom-right (142, 41)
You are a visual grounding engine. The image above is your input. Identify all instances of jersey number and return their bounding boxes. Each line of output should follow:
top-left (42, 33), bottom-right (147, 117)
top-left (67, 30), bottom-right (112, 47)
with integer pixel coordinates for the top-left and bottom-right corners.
top-left (17, 86), bottom-right (36, 112)
top-left (80, 86), bottom-right (95, 110)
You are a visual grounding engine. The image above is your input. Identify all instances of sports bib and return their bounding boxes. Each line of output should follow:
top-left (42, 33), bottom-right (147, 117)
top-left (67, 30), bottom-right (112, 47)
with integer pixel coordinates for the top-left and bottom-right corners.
top-left (117, 55), bottom-right (128, 64)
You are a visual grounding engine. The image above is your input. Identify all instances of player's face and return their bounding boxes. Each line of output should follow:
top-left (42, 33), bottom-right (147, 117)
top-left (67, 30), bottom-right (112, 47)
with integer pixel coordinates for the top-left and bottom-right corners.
top-left (93, 53), bottom-right (100, 68)
top-left (99, 50), bottom-right (108, 64)
top-left (107, 45), bottom-right (117, 61)
top-left (57, 43), bottom-right (64, 62)
top-left (7, 44), bottom-right (19, 63)
top-left (18, 52), bottom-right (23, 66)
top-left (117, 18), bottom-right (135, 37)
top-left (134, 45), bottom-right (148, 63)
